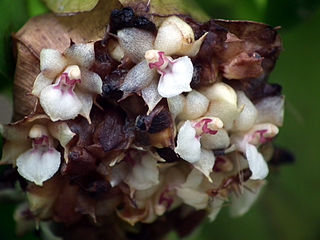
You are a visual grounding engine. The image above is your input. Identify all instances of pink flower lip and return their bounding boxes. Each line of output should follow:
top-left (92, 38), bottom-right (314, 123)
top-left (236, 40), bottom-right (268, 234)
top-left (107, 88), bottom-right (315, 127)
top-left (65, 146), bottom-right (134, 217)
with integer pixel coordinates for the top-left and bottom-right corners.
top-left (148, 51), bottom-right (166, 69)
top-left (53, 72), bottom-right (81, 95)
top-left (193, 118), bottom-right (218, 139)
top-left (159, 188), bottom-right (174, 210)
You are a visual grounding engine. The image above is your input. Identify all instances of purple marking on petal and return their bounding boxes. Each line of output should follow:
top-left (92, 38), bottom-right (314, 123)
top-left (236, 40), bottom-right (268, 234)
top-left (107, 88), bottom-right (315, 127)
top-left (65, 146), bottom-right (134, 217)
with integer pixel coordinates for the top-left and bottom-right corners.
top-left (194, 118), bottom-right (218, 135)
top-left (254, 129), bottom-right (272, 144)
top-left (159, 188), bottom-right (174, 210)
top-left (53, 72), bottom-right (81, 96)
top-left (149, 51), bottom-right (166, 69)
top-left (33, 135), bottom-right (49, 145)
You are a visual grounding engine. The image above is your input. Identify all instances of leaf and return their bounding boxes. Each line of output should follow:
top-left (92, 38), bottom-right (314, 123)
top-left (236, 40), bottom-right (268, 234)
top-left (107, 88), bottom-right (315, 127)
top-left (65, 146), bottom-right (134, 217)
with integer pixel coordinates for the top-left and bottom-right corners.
top-left (43, 0), bottom-right (99, 14)
top-left (0, 0), bottom-right (28, 90)
top-left (27, 0), bottom-right (49, 17)
top-left (265, 0), bottom-right (320, 29)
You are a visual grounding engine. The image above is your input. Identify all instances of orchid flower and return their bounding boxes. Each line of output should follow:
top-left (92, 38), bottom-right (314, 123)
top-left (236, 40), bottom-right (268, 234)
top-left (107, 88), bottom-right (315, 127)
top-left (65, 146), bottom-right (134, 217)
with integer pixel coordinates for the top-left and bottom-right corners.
top-left (145, 50), bottom-right (193, 98)
top-left (32, 43), bottom-right (103, 122)
top-left (16, 124), bottom-right (61, 186)
top-left (109, 151), bottom-right (160, 192)
top-left (116, 16), bottom-right (207, 113)
top-left (1, 115), bottom-right (75, 186)
top-left (231, 123), bottom-right (279, 180)
top-left (175, 117), bottom-right (225, 180)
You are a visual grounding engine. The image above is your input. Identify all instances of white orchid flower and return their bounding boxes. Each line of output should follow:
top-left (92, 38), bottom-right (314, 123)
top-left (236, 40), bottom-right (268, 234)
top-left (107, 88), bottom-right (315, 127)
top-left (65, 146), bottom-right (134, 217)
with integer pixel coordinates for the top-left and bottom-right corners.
top-left (175, 117), bottom-right (225, 180)
top-left (1, 115), bottom-right (75, 186)
top-left (116, 16), bottom-right (207, 113)
top-left (145, 50), bottom-right (193, 98)
top-left (32, 43), bottom-right (102, 122)
top-left (231, 123), bottom-right (279, 180)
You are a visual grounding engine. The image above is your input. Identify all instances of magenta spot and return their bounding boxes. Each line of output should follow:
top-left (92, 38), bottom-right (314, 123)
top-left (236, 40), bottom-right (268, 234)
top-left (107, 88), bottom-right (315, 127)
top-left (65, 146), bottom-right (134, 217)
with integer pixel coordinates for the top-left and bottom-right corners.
top-left (254, 129), bottom-right (272, 144)
top-left (149, 51), bottom-right (166, 69)
top-left (33, 135), bottom-right (49, 145)
top-left (53, 72), bottom-right (81, 94)
top-left (213, 157), bottom-right (226, 172)
top-left (195, 118), bottom-right (218, 135)
top-left (159, 188), bottom-right (174, 210)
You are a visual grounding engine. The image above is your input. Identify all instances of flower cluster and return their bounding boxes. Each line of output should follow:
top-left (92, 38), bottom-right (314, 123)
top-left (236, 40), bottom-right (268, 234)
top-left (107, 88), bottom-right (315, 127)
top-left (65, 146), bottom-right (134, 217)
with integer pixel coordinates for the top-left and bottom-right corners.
top-left (0, 5), bottom-right (286, 240)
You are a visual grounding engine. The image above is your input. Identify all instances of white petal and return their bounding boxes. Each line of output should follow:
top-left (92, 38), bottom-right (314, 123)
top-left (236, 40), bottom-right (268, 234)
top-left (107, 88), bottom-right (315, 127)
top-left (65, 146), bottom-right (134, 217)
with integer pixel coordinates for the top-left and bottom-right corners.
top-left (79, 69), bottom-right (102, 94)
top-left (246, 143), bottom-right (269, 180)
top-left (255, 96), bottom-right (285, 126)
top-left (48, 122), bottom-right (75, 163)
top-left (125, 154), bottom-right (159, 191)
top-left (158, 56), bottom-right (193, 98)
top-left (200, 128), bottom-right (230, 150)
top-left (230, 180), bottom-right (266, 217)
top-left (64, 43), bottom-right (95, 68)
top-left (76, 90), bottom-right (93, 123)
top-left (182, 32), bottom-right (208, 57)
top-left (141, 80), bottom-right (162, 114)
top-left (117, 28), bottom-right (155, 63)
top-left (40, 49), bottom-right (67, 78)
top-left (120, 60), bottom-right (157, 93)
top-left (182, 168), bottom-right (204, 188)
top-left (16, 148), bottom-right (61, 186)
top-left (193, 149), bottom-right (215, 181)
top-left (48, 122), bottom-right (75, 148)
top-left (208, 198), bottom-right (224, 221)
top-left (39, 85), bottom-right (82, 121)
top-left (175, 121), bottom-right (201, 163)
top-left (176, 188), bottom-right (209, 210)
top-left (32, 73), bottom-right (54, 97)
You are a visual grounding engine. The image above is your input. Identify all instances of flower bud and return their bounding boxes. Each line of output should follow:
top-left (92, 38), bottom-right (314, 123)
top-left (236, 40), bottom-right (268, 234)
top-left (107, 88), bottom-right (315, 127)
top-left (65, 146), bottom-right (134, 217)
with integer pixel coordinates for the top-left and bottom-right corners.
top-left (154, 16), bottom-right (207, 57)
top-left (201, 82), bottom-right (239, 130)
top-left (200, 128), bottom-right (230, 150)
top-left (232, 91), bottom-right (258, 132)
top-left (178, 90), bottom-right (210, 120)
top-left (107, 38), bottom-right (125, 62)
top-left (117, 28), bottom-right (155, 63)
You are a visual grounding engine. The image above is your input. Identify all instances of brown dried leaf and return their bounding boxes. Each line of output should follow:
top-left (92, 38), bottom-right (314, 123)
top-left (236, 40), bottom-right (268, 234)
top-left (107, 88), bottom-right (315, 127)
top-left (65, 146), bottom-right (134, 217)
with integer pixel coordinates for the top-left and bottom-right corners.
top-left (27, 175), bottom-right (64, 219)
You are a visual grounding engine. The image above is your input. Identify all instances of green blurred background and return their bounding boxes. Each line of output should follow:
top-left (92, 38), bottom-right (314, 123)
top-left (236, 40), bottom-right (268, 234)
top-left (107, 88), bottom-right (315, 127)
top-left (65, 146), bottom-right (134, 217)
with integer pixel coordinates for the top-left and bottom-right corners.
top-left (0, 0), bottom-right (319, 239)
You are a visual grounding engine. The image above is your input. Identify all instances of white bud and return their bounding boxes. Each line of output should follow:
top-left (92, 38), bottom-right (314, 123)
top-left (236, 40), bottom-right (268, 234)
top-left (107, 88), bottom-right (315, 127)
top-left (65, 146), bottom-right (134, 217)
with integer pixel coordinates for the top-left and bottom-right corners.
top-left (200, 128), bottom-right (230, 150)
top-left (201, 82), bottom-right (239, 130)
top-left (167, 94), bottom-right (186, 118)
top-left (178, 90), bottom-right (209, 120)
top-left (154, 16), bottom-right (207, 57)
top-left (233, 91), bottom-right (257, 132)
top-left (107, 39), bottom-right (124, 62)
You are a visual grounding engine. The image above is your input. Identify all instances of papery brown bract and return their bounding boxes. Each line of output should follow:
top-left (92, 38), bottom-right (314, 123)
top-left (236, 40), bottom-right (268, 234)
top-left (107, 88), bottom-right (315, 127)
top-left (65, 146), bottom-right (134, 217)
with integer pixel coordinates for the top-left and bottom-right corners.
top-left (184, 18), bottom-right (282, 88)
